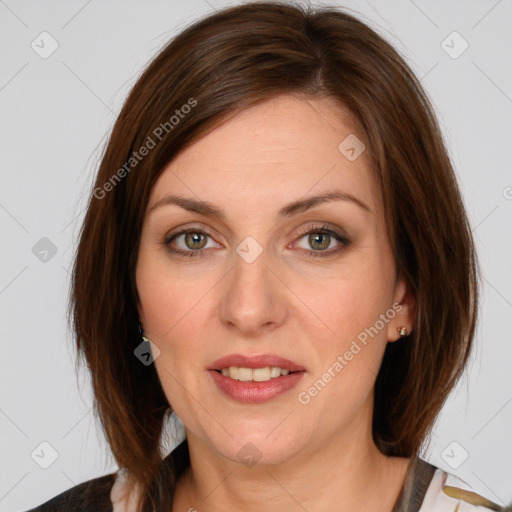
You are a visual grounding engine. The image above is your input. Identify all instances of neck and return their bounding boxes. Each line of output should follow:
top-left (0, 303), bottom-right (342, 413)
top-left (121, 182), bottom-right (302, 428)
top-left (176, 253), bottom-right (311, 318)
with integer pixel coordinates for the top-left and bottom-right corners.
top-left (173, 423), bottom-right (411, 512)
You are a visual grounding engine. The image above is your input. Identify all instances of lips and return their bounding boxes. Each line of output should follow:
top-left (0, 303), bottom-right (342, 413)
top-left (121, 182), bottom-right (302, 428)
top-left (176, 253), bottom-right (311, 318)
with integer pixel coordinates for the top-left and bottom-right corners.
top-left (209, 368), bottom-right (305, 403)
top-left (208, 353), bottom-right (306, 372)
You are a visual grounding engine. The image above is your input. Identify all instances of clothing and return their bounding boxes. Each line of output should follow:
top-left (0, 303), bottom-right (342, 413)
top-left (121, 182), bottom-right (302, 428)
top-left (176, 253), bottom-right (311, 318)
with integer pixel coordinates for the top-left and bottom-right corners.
top-left (25, 442), bottom-right (507, 511)
top-left (24, 472), bottom-right (116, 511)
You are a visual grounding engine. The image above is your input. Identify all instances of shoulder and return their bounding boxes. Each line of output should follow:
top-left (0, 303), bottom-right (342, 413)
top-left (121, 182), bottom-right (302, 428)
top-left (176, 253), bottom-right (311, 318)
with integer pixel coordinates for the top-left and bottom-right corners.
top-left (23, 440), bottom-right (189, 512)
top-left (419, 465), bottom-right (509, 512)
top-left (23, 471), bottom-right (117, 512)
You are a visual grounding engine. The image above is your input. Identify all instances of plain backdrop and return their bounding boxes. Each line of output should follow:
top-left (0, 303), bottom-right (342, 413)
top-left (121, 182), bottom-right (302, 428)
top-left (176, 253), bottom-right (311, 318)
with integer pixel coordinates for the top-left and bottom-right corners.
top-left (0, 0), bottom-right (511, 510)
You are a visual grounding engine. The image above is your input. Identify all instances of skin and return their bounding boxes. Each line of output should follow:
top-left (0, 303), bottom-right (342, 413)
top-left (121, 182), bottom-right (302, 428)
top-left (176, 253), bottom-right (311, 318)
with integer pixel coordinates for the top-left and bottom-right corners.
top-left (136, 94), bottom-right (415, 512)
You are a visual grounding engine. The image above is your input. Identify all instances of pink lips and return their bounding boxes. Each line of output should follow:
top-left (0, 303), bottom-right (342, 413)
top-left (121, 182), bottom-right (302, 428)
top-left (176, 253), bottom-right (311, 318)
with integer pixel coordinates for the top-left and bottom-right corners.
top-left (207, 353), bottom-right (306, 404)
top-left (208, 353), bottom-right (306, 372)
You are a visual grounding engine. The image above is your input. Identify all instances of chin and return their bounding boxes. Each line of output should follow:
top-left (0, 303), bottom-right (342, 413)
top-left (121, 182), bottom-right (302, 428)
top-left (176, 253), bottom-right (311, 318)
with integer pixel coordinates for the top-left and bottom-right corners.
top-left (213, 434), bottom-right (303, 468)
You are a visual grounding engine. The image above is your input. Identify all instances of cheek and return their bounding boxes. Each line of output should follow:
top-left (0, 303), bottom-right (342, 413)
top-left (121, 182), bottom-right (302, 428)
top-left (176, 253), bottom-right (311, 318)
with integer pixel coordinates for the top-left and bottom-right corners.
top-left (295, 280), bottom-right (391, 423)
top-left (295, 261), bottom-right (392, 343)
top-left (138, 279), bottom-right (208, 356)
top-left (291, 259), bottom-right (394, 403)
top-left (137, 243), bottom-right (207, 337)
top-left (136, 251), bottom-right (219, 378)
top-left (136, 265), bottom-right (213, 411)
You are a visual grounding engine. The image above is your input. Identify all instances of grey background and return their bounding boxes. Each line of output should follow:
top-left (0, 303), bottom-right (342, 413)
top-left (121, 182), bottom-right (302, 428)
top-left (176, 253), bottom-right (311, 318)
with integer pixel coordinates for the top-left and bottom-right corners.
top-left (0, 0), bottom-right (511, 510)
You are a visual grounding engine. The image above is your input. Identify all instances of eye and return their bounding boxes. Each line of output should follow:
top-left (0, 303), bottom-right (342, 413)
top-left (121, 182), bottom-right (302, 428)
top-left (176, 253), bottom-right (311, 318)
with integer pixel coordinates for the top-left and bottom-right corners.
top-left (161, 223), bottom-right (351, 258)
top-left (293, 224), bottom-right (351, 258)
top-left (162, 226), bottom-right (218, 257)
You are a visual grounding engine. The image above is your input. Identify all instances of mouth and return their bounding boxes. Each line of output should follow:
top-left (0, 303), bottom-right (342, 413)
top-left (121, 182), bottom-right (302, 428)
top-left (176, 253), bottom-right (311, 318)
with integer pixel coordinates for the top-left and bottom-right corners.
top-left (209, 353), bottom-right (305, 376)
top-left (207, 353), bottom-right (306, 402)
top-left (212, 366), bottom-right (303, 382)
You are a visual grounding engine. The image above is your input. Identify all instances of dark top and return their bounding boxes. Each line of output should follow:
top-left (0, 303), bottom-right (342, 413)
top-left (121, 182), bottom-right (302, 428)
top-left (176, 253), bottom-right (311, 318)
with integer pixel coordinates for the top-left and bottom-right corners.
top-left (24, 472), bottom-right (117, 511)
top-left (24, 445), bottom-right (505, 512)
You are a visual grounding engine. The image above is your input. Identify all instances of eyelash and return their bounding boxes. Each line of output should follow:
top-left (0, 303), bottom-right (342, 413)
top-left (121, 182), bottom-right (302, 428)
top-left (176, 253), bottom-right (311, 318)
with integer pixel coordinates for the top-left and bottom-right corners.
top-left (161, 224), bottom-right (351, 259)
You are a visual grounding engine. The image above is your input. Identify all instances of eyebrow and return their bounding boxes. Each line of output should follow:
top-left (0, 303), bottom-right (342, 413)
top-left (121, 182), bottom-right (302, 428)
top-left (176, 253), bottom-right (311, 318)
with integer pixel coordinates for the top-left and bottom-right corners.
top-left (147, 189), bottom-right (372, 220)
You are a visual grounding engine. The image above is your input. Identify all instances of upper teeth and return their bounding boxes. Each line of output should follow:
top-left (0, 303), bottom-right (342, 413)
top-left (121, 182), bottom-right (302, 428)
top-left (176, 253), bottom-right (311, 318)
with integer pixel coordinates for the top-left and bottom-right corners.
top-left (220, 366), bottom-right (291, 382)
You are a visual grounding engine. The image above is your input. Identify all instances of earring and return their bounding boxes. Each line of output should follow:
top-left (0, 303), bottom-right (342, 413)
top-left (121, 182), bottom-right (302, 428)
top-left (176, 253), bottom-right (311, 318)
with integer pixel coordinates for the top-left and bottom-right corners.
top-left (138, 322), bottom-right (150, 342)
top-left (397, 326), bottom-right (408, 337)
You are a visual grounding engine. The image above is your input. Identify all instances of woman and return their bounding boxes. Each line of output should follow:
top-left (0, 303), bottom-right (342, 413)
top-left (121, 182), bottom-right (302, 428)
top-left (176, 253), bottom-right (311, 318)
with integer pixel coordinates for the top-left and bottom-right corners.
top-left (26, 1), bottom-right (510, 511)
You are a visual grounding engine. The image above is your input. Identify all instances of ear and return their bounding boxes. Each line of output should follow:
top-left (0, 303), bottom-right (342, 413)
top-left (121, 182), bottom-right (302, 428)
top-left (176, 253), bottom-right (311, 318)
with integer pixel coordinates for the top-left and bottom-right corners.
top-left (387, 274), bottom-right (415, 342)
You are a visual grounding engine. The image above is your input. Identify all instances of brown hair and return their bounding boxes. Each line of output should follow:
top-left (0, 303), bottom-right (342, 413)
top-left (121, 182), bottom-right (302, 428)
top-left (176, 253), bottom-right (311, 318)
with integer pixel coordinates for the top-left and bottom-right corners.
top-left (70, 1), bottom-right (479, 510)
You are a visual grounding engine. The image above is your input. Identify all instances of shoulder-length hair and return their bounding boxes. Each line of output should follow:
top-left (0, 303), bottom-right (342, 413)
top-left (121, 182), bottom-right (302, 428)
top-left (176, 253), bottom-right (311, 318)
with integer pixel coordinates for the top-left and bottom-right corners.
top-left (70, 2), bottom-right (479, 510)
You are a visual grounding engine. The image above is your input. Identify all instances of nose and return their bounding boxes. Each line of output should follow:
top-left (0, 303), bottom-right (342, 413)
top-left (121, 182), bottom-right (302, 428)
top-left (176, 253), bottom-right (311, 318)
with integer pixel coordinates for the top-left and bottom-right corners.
top-left (218, 243), bottom-right (288, 336)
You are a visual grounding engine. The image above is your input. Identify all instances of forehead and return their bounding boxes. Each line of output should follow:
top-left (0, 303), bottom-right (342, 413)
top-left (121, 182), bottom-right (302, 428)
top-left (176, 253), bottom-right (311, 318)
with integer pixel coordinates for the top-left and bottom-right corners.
top-left (149, 94), bottom-right (380, 218)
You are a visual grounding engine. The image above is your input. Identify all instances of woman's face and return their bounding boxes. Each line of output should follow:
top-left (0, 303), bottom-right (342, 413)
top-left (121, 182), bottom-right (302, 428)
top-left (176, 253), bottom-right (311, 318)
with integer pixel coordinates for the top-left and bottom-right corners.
top-left (136, 94), bottom-right (413, 467)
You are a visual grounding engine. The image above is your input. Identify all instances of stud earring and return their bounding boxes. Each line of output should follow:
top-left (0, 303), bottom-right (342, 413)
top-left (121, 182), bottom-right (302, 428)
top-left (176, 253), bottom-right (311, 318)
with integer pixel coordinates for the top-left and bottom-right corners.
top-left (397, 326), bottom-right (408, 337)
